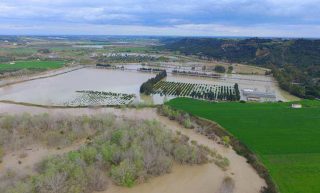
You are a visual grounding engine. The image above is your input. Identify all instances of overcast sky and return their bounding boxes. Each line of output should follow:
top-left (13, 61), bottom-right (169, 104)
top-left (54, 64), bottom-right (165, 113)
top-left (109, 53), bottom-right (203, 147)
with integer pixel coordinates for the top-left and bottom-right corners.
top-left (0, 0), bottom-right (320, 37)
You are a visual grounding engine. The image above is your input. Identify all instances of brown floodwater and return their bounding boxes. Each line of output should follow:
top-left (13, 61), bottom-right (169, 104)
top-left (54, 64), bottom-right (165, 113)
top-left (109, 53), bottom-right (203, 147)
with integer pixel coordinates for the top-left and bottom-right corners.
top-left (0, 66), bottom-right (296, 106)
top-left (0, 68), bottom-right (156, 105)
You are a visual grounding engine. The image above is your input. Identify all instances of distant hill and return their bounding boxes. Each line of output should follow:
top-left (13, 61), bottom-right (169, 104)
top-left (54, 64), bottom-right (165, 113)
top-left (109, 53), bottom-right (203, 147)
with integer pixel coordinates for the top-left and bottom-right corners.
top-left (162, 38), bottom-right (320, 99)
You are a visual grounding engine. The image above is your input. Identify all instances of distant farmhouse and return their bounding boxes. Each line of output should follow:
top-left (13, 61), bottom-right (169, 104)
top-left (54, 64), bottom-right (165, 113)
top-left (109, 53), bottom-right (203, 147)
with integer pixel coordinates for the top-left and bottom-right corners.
top-left (291, 104), bottom-right (302, 108)
top-left (242, 88), bottom-right (276, 102)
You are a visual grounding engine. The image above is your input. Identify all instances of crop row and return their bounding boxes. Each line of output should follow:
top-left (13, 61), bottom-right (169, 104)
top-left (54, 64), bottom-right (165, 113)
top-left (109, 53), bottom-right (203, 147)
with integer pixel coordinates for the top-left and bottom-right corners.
top-left (153, 81), bottom-right (239, 101)
top-left (64, 91), bottom-right (136, 106)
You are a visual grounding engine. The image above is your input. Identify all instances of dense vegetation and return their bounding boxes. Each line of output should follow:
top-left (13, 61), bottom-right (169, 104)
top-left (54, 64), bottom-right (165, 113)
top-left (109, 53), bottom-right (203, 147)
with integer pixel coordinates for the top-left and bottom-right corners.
top-left (0, 60), bottom-right (65, 73)
top-left (0, 113), bottom-right (214, 193)
top-left (140, 70), bottom-right (167, 94)
top-left (167, 98), bottom-right (320, 193)
top-left (0, 113), bottom-right (115, 152)
top-left (96, 54), bottom-right (169, 63)
top-left (163, 38), bottom-right (320, 99)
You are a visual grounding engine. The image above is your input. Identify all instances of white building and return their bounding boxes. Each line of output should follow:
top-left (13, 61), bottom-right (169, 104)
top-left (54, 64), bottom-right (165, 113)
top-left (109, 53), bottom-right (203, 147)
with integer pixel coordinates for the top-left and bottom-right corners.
top-left (242, 89), bottom-right (277, 102)
top-left (291, 104), bottom-right (302, 108)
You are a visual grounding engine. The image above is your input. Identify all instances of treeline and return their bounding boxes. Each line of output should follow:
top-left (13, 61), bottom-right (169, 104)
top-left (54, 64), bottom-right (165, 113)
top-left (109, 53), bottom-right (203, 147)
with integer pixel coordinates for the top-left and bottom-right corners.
top-left (162, 38), bottom-right (320, 98)
top-left (96, 63), bottom-right (112, 68)
top-left (140, 70), bottom-right (167, 95)
top-left (234, 83), bottom-right (240, 100)
top-left (96, 55), bottom-right (169, 63)
top-left (172, 70), bottom-right (220, 78)
top-left (138, 67), bottom-right (164, 72)
top-left (271, 64), bottom-right (320, 98)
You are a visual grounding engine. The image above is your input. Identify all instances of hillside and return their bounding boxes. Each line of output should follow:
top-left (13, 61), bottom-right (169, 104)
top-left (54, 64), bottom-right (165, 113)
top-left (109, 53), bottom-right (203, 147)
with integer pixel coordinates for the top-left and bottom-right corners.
top-left (163, 38), bottom-right (320, 99)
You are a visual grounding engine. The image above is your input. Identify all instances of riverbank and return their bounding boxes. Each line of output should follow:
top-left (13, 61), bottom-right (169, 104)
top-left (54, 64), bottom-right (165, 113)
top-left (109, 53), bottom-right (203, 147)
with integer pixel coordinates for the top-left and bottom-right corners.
top-left (0, 103), bottom-right (265, 193)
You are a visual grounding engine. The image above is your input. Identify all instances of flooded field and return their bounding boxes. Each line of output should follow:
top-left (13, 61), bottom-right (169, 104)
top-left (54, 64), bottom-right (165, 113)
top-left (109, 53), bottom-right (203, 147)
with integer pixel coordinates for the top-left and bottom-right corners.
top-left (0, 68), bottom-right (154, 106)
top-left (123, 64), bottom-right (295, 101)
top-left (0, 65), bottom-right (297, 106)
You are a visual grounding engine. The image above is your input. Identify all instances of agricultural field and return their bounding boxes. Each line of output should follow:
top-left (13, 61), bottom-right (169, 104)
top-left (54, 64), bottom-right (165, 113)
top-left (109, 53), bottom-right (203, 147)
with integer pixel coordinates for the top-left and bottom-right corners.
top-left (65, 91), bottom-right (136, 106)
top-left (153, 81), bottom-right (240, 101)
top-left (0, 60), bottom-right (65, 72)
top-left (0, 47), bottom-right (38, 57)
top-left (167, 98), bottom-right (320, 193)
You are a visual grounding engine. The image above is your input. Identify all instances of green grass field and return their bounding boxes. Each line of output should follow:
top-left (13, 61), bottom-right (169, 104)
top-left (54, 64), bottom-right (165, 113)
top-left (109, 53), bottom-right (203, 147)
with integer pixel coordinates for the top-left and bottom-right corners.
top-left (167, 98), bottom-right (320, 193)
top-left (0, 60), bottom-right (65, 72)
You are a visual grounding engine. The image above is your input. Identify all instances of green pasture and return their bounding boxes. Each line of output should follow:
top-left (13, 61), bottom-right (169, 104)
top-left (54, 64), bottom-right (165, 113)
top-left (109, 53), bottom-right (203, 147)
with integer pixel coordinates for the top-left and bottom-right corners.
top-left (167, 98), bottom-right (320, 193)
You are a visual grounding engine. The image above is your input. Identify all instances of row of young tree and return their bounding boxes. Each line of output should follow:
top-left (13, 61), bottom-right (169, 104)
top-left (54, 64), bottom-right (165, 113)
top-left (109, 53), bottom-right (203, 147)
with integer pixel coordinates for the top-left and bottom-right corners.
top-left (190, 85), bottom-right (239, 101)
top-left (140, 70), bottom-right (167, 95)
top-left (234, 83), bottom-right (241, 100)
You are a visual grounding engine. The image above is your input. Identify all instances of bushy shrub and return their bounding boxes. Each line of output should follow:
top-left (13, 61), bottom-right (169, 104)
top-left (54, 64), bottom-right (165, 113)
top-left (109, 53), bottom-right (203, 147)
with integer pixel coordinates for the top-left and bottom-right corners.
top-left (0, 146), bottom-right (3, 163)
top-left (4, 181), bottom-right (33, 193)
top-left (80, 147), bottom-right (98, 165)
top-left (173, 144), bottom-right (192, 164)
top-left (101, 143), bottom-right (122, 165)
top-left (1, 114), bottom-right (216, 192)
top-left (161, 106), bottom-right (193, 128)
top-left (183, 118), bottom-right (192, 128)
top-left (0, 113), bottom-right (115, 151)
top-left (86, 166), bottom-right (108, 191)
top-left (110, 159), bottom-right (137, 187)
top-left (222, 136), bottom-right (231, 147)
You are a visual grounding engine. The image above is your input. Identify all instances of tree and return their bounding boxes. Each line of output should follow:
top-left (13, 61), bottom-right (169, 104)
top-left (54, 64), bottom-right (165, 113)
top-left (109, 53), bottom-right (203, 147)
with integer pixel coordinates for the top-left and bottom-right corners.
top-left (110, 159), bottom-right (136, 187)
top-left (175, 86), bottom-right (182, 96)
top-left (0, 146), bottom-right (3, 163)
top-left (214, 65), bottom-right (226, 73)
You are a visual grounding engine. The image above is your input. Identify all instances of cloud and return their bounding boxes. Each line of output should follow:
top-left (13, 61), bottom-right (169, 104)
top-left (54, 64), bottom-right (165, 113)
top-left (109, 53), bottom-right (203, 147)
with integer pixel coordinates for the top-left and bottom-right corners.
top-left (0, 0), bottom-right (319, 37)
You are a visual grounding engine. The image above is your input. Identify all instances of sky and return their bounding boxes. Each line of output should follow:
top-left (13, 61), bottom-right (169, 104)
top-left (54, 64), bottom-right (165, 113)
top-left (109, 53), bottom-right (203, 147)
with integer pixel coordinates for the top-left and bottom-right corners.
top-left (0, 0), bottom-right (320, 37)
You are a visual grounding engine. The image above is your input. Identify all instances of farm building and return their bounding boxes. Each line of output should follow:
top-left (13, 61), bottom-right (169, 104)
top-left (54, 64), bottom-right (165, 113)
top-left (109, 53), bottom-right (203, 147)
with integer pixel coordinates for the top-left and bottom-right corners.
top-left (242, 89), bottom-right (276, 102)
top-left (291, 104), bottom-right (302, 108)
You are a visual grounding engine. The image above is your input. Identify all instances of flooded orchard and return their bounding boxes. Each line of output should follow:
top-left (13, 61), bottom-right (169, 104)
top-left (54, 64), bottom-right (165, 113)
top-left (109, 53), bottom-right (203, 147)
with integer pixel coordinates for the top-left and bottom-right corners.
top-left (0, 65), bottom-right (297, 106)
top-left (0, 68), bottom-right (156, 105)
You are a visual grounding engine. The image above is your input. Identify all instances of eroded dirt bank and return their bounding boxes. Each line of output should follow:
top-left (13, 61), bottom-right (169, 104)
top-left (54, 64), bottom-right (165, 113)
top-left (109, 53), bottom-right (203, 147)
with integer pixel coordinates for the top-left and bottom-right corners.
top-left (0, 103), bottom-right (265, 193)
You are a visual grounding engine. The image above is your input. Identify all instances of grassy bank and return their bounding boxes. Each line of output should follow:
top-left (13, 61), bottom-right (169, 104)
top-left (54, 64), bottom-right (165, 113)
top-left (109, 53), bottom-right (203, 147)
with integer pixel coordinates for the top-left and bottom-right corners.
top-left (167, 98), bottom-right (320, 193)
